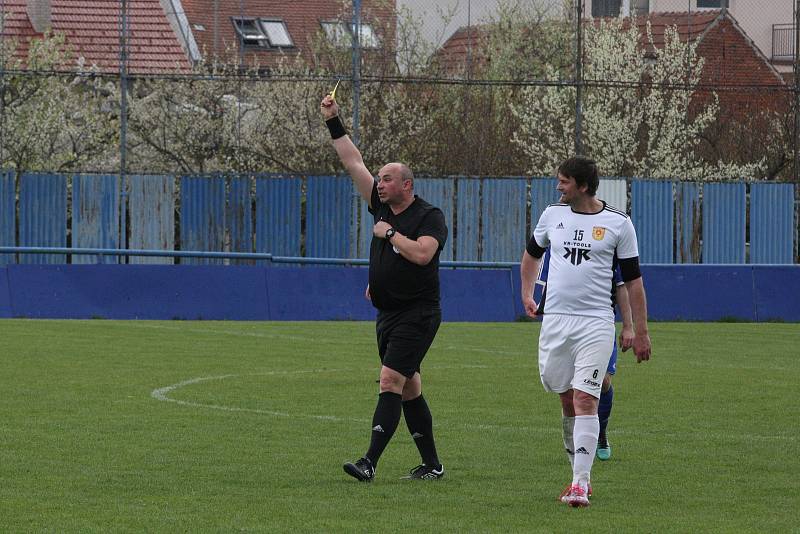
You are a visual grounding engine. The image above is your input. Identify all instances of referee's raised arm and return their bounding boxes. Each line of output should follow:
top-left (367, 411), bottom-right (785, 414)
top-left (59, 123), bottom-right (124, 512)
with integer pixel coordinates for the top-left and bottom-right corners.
top-left (320, 94), bottom-right (374, 207)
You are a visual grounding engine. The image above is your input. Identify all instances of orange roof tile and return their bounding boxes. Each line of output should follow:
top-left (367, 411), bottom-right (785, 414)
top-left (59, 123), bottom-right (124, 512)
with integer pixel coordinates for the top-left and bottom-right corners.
top-left (622, 10), bottom-right (723, 51)
top-left (1, 0), bottom-right (190, 73)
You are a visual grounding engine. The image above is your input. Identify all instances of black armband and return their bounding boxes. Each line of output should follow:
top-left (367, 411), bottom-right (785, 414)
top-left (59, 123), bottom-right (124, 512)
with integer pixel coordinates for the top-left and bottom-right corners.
top-left (325, 115), bottom-right (347, 140)
top-left (526, 236), bottom-right (546, 259)
top-left (618, 256), bottom-right (642, 282)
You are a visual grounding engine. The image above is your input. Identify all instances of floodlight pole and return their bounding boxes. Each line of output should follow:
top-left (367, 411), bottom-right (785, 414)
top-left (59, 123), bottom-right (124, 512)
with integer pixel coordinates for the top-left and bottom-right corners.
top-left (352, 0), bottom-right (362, 148)
top-left (0, 0), bottom-right (5, 167)
top-left (119, 0), bottom-right (128, 178)
top-left (794, 0), bottom-right (800, 264)
top-left (348, 0), bottom-right (363, 259)
top-left (119, 0), bottom-right (129, 259)
top-left (794, 0), bottom-right (800, 183)
top-left (575, 0), bottom-right (584, 155)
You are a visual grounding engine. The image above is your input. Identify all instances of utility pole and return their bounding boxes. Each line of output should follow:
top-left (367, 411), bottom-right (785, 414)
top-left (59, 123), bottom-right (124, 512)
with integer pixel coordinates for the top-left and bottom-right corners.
top-left (119, 0), bottom-right (129, 259)
top-left (794, 0), bottom-right (799, 182)
top-left (575, 0), bottom-right (584, 155)
top-left (350, 0), bottom-right (363, 259)
top-left (352, 0), bottom-right (362, 147)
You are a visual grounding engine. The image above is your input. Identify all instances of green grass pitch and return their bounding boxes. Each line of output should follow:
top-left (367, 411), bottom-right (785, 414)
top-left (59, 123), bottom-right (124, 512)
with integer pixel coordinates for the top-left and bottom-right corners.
top-left (0, 320), bottom-right (796, 532)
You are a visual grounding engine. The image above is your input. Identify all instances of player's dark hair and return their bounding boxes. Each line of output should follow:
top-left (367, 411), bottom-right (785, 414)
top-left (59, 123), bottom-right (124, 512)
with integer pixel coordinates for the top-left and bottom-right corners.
top-left (558, 156), bottom-right (599, 196)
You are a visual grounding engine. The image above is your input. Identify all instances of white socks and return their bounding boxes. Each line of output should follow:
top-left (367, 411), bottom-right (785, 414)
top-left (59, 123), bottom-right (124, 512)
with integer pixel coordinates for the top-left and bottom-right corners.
top-left (571, 414), bottom-right (599, 486)
top-left (561, 415), bottom-right (575, 469)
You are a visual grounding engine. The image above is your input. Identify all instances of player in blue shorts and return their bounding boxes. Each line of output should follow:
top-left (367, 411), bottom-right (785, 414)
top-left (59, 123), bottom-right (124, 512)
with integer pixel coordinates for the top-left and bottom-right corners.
top-left (597, 268), bottom-right (634, 460)
top-left (534, 248), bottom-right (634, 464)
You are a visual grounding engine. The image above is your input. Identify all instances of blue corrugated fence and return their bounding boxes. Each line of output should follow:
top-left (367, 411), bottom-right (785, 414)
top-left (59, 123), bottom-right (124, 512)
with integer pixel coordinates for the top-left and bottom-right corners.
top-left (631, 180), bottom-right (673, 263)
top-left (306, 176), bottom-right (351, 258)
top-left (456, 178), bottom-right (481, 260)
top-left (0, 172), bottom-right (796, 265)
top-left (228, 176), bottom-right (253, 264)
top-left (676, 182), bottom-right (701, 263)
top-left (180, 176), bottom-right (225, 265)
top-left (19, 173), bottom-right (67, 265)
top-left (255, 176), bottom-right (302, 258)
top-left (0, 172), bottom-right (14, 266)
top-left (703, 183), bottom-right (746, 264)
top-left (750, 183), bottom-right (794, 264)
top-left (482, 178), bottom-right (527, 262)
top-left (72, 174), bottom-right (120, 264)
top-left (128, 175), bottom-right (175, 265)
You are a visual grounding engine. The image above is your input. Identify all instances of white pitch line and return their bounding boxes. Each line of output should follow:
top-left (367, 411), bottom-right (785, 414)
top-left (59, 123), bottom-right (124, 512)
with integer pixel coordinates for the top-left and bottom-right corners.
top-left (150, 365), bottom-right (494, 425)
top-left (121, 322), bottom-right (335, 343)
top-left (439, 344), bottom-right (526, 356)
top-left (150, 369), bottom-right (796, 442)
top-left (150, 372), bottom-right (548, 432)
top-left (681, 360), bottom-right (797, 372)
top-left (119, 322), bottom-right (528, 356)
top-left (152, 371), bottom-right (366, 423)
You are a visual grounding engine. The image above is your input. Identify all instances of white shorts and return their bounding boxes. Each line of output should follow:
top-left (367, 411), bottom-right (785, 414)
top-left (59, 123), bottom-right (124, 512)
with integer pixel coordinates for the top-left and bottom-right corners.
top-left (538, 314), bottom-right (615, 398)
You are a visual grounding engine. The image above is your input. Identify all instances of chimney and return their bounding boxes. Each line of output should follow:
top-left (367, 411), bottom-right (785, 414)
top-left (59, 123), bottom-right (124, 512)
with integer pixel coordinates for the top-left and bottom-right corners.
top-left (27, 0), bottom-right (52, 33)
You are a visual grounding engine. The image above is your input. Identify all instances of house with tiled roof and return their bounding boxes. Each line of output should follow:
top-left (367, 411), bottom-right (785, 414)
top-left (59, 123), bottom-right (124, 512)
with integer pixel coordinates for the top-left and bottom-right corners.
top-left (620, 11), bottom-right (788, 118)
top-left (0, 0), bottom-right (191, 73)
top-left (167, 0), bottom-right (395, 68)
top-left (438, 9), bottom-right (787, 111)
top-left (437, 8), bottom-right (790, 175)
top-left (588, 0), bottom-right (795, 76)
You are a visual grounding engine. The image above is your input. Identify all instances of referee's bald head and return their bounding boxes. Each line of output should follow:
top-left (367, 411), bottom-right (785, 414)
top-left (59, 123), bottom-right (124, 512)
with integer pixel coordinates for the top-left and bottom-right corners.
top-left (383, 162), bottom-right (414, 187)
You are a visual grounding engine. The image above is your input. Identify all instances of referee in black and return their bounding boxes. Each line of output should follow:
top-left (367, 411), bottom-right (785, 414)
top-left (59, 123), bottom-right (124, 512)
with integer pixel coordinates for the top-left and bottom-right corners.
top-left (321, 93), bottom-right (447, 481)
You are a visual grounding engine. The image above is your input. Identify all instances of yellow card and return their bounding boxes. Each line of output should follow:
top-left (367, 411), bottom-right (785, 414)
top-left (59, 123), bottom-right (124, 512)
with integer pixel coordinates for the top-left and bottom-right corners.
top-left (329, 79), bottom-right (340, 101)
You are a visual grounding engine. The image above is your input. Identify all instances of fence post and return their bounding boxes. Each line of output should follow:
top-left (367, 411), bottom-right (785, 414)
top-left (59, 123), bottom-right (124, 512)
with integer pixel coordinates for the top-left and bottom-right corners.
top-left (349, 0), bottom-right (363, 258)
top-left (351, 0), bottom-right (362, 148)
top-left (794, 0), bottom-right (800, 184)
top-left (574, 0), bottom-right (584, 155)
top-left (119, 0), bottom-right (129, 264)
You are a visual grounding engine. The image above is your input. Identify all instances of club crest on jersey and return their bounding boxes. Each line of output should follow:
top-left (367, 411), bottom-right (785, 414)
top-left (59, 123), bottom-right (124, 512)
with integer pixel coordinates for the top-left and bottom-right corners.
top-left (592, 226), bottom-right (606, 240)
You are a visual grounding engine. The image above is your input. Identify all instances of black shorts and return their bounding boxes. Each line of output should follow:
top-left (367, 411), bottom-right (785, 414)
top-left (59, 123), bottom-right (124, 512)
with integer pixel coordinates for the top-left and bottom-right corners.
top-left (376, 304), bottom-right (441, 378)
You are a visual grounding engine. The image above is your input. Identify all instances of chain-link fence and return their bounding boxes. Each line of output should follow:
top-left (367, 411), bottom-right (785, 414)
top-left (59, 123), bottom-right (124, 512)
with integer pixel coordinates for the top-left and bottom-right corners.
top-left (0, 0), bottom-right (797, 181)
top-left (0, 0), bottom-right (798, 264)
top-left (0, 0), bottom-right (798, 181)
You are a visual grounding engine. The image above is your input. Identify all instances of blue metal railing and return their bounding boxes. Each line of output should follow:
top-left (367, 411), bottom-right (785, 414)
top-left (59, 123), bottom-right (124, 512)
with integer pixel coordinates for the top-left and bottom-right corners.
top-left (0, 246), bottom-right (518, 269)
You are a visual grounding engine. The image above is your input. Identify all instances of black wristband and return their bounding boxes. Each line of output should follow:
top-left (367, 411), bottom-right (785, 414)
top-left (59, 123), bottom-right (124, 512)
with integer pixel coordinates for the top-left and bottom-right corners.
top-left (325, 115), bottom-right (347, 139)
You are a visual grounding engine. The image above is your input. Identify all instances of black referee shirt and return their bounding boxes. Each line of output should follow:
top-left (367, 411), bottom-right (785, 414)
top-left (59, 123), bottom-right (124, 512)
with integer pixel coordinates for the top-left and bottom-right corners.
top-left (367, 182), bottom-right (448, 311)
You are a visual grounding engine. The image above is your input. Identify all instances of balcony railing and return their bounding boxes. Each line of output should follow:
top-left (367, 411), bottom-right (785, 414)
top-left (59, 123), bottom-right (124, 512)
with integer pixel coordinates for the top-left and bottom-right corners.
top-left (772, 23), bottom-right (796, 60)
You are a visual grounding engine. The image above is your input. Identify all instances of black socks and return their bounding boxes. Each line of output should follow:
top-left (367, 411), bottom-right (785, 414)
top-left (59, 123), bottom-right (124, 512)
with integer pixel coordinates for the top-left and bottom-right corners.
top-left (365, 391), bottom-right (402, 466)
top-left (402, 394), bottom-right (440, 468)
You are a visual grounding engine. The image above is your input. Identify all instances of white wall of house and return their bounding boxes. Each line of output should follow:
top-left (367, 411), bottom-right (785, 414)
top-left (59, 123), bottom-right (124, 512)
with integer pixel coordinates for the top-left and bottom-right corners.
top-left (398, 0), bottom-right (566, 48)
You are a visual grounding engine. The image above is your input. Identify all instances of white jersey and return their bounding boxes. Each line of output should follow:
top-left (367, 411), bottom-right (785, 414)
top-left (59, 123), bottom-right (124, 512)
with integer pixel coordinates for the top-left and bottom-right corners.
top-left (532, 201), bottom-right (638, 322)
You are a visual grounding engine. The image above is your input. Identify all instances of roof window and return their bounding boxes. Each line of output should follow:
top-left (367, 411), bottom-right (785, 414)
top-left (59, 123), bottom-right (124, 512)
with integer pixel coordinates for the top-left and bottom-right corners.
top-left (232, 18), bottom-right (294, 48)
top-left (321, 21), bottom-right (380, 48)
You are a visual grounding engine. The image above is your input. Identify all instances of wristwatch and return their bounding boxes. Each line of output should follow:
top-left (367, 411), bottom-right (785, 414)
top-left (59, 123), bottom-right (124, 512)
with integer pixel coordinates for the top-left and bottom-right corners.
top-left (385, 228), bottom-right (396, 240)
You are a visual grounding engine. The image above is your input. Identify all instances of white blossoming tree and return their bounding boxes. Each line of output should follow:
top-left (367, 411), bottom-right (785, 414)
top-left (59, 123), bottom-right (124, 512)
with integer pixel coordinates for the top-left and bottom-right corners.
top-left (0, 32), bottom-right (117, 173)
top-left (124, 58), bottom-right (245, 174)
top-left (509, 19), bottom-right (765, 180)
top-left (123, 3), bottom-right (435, 176)
top-left (0, 5), bottom-right (783, 181)
top-left (232, 63), bottom-right (341, 174)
